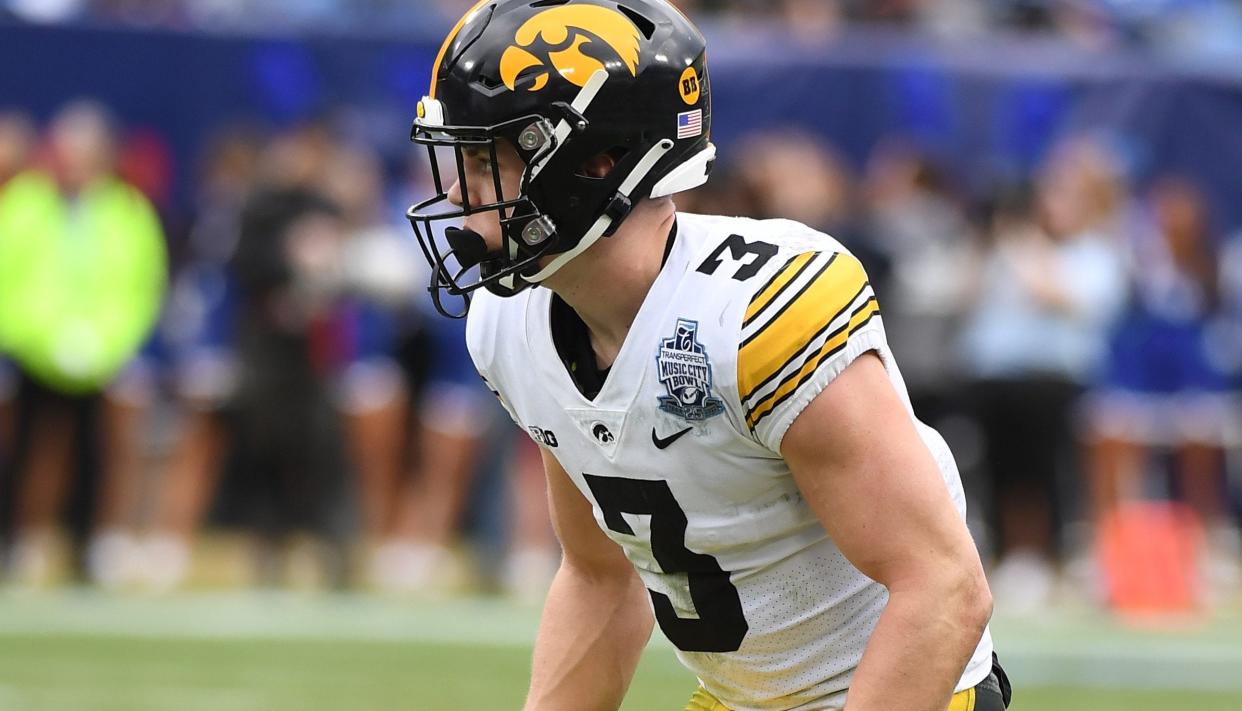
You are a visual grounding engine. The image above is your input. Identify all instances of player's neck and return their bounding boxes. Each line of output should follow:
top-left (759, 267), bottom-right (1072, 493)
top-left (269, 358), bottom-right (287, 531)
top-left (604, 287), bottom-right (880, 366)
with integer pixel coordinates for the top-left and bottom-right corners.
top-left (543, 199), bottom-right (676, 367)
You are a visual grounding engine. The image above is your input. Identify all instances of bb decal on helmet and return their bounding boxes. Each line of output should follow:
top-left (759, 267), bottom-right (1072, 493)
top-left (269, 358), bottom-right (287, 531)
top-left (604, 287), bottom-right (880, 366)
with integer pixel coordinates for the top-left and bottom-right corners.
top-left (407, 0), bottom-right (715, 318)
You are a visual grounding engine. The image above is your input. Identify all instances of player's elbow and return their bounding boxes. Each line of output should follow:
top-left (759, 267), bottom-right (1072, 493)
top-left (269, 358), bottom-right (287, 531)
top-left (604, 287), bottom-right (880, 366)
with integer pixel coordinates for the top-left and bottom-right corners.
top-left (951, 560), bottom-right (994, 636)
top-left (900, 555), bottom-right (992, 635)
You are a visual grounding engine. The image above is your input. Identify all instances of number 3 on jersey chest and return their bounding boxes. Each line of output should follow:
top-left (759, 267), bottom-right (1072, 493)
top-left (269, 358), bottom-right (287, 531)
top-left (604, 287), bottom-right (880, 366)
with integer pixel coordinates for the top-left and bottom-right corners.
top-left (584, 474), bottom-right (749, 653)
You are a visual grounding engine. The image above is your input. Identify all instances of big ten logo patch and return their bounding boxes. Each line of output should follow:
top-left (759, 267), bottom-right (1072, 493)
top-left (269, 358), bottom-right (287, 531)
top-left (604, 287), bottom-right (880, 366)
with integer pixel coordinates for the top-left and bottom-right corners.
top-left (529, 426), bottom-right (559, 448)
top-left (679, 67), bottom-right (700, 105)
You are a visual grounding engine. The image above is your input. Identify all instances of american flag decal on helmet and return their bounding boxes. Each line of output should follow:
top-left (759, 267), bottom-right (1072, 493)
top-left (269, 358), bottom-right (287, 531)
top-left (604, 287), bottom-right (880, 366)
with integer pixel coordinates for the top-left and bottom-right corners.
top-left (677, 110), bottom-right (703, 139)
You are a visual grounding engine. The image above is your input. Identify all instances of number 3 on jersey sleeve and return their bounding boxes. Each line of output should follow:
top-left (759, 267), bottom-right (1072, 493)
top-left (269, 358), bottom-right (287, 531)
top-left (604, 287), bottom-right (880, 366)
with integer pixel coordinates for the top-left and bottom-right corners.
top-left (584, 474), bottom-right (749, 653)
top-left (697, 233), bottom-right (778, 282)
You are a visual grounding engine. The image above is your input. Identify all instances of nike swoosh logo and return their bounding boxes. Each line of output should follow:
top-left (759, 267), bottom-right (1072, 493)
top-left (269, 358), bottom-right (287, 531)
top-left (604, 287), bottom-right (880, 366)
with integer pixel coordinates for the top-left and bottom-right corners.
top-left (651, 427), bottom-right (693, 450)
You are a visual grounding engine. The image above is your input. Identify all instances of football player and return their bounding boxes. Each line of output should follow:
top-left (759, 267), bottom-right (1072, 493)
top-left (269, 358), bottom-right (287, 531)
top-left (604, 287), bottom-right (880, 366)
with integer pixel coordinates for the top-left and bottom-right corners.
top-left (407, 1), bottom-right (1011, 709)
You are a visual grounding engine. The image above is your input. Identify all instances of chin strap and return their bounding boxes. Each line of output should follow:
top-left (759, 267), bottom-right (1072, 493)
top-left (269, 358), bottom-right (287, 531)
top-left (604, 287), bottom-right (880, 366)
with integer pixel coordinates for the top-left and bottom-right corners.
top-left (498, 68), bottom-right (710, 289)
top-left (497, 69), bottom-right (610, 294)
top-left (525, 137), bottom-right (675, 285)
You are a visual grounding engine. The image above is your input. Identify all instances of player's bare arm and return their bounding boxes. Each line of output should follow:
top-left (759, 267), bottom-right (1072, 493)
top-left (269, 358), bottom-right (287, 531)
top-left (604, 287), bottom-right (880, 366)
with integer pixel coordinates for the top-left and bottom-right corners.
top-left (782, 352), bottom-right (993, 711)
top-left (524, 448), bottom-right (654, 711)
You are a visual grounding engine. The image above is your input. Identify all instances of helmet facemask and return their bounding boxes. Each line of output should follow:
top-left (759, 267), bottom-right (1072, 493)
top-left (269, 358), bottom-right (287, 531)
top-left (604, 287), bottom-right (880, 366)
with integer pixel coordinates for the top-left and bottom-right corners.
top-left (409, 71), bottom-right (677, 318)
top-left (408, 108), bottom-right (564, 319)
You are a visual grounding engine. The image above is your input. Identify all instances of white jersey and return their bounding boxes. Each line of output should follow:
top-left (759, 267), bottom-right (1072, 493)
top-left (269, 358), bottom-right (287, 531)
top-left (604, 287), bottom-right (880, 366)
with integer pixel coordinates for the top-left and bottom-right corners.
top-left (466, 213), bottom-right (993, 711)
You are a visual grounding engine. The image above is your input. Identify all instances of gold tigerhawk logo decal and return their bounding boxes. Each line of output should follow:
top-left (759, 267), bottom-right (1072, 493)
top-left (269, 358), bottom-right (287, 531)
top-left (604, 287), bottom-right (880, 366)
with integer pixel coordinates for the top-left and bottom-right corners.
top-left (499, 5), bottom-right (641, 92)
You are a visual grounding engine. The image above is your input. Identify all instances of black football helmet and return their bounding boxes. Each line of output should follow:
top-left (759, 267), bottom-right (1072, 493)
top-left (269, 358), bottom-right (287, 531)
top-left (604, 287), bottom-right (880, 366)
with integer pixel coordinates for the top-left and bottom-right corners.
top-left (408, 0), bottom-right (714, 317)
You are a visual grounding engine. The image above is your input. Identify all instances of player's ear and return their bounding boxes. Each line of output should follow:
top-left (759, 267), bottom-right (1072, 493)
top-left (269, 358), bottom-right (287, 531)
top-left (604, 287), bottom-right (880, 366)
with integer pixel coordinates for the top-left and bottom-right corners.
top-left (578, 150), bottom-right (620, 179)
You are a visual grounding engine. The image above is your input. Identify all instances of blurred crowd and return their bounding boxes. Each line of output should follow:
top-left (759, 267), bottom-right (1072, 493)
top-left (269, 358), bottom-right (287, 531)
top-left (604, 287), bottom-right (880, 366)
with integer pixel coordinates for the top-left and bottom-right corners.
top-left (0, 101), bottom-right (559, 598)
top-left (4, 0), bottom-right (1242, 56)
top-left (1, 95), bottom-right (1240, 616)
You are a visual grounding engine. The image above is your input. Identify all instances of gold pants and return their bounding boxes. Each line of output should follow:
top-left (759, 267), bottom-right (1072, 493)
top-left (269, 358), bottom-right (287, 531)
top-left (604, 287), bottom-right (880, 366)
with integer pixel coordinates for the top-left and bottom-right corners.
top-left (684, 685), bottom-right (978, 711)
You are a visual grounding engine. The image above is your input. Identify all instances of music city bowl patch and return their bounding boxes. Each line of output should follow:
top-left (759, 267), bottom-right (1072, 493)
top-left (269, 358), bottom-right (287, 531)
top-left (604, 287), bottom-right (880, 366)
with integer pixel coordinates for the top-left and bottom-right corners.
top-left (656, 318), bottom-right (724, 422)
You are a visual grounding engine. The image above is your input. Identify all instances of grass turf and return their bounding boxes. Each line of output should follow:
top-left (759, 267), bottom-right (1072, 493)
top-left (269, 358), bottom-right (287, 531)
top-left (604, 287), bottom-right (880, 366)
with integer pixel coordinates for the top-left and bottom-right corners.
top-left (1, 593), bottom-right (1240, 710)
top-left (3, 634), bottom-right (1242, 711)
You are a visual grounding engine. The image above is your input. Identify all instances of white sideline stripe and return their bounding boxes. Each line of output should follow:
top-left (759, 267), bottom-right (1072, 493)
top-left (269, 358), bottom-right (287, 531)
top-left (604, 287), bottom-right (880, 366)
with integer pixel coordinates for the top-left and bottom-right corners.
top-left (3, 593), bottom-right (1242, 691)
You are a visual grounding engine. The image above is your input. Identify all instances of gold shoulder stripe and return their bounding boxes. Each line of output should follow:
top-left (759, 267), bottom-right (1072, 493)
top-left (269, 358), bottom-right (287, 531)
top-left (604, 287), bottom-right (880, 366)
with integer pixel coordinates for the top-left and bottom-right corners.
top-left (741, 279), bottom-right (872, 406)
top-left (740, 254), bottom-right (837, 352)
top-left (744, 251), bottom-right (816, 328)
top-left (738, 253), bottom-right (866, 402)
top-left (746, 297), bottom-right (880, 429)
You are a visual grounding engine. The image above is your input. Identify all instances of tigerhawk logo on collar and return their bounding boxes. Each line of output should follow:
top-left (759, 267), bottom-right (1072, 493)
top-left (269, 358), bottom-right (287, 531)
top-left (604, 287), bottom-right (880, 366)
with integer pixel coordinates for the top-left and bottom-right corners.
top-left (499, 5), bottom-right (641, 92)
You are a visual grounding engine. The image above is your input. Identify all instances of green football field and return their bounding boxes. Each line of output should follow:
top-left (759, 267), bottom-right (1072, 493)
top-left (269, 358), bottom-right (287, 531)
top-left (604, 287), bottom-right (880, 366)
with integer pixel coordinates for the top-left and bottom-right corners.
top-left (1, 592), bottom-right (1240, 710)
